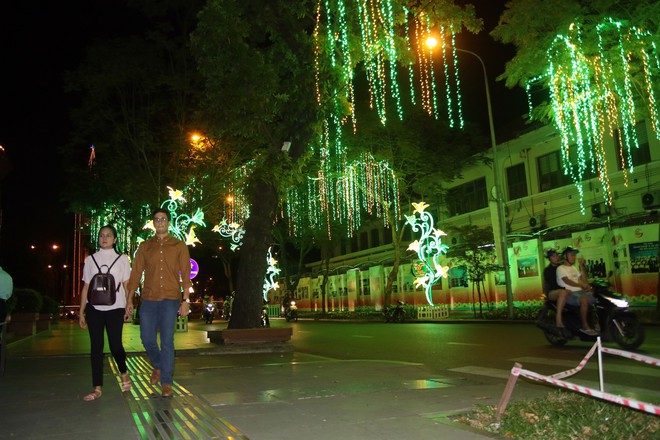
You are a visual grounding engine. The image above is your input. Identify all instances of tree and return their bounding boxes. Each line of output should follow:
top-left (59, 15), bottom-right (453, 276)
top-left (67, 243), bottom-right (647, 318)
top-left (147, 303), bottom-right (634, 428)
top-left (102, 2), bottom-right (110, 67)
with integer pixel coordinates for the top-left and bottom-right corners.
top-left (346, 106), bottom-right (487, 306)
top-left (192, 0), bottom-right (320, 328)
top-left (192, 0), bottom-right (482, 328)
top-left (492, 0), bottom-right (660, 318)
top-left (492, 0), bottom-right (660, 207)
top-left (447, 224), bottom-right (497, 318)
top-left (62, 0), bottom-right (206, 228)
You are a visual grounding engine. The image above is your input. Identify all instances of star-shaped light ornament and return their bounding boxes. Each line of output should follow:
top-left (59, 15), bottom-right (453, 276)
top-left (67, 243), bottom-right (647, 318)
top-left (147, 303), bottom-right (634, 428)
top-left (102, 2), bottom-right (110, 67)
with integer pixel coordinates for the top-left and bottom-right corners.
top-left (143, 220), bottom-right (156, 231)
top-left (434, 263), bottom-right (450, 279)
top-left (167, 186), bottom-right (186, 203)
top-left (412, 201), bottom-right (430, 214)
top-left (407, 240), bottom-right (420, 253)
top-left (432, 229), bottom-right (447, 238)
top-left (184, 226), bottom-right (202, 247)
top-left (414, 276), bottom-right (429, 289)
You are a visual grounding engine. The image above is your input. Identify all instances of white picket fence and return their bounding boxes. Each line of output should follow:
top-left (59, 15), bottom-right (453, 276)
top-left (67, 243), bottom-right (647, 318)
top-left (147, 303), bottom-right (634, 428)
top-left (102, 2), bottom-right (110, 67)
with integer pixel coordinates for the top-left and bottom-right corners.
top-left (416, 304), bottom-right (450, 320)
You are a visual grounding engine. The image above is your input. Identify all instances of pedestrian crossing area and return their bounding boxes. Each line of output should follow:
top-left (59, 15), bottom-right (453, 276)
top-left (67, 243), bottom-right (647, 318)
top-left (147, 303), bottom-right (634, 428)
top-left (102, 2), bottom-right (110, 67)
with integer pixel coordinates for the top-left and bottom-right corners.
top-left (109, 356), bottom-right (248, 440)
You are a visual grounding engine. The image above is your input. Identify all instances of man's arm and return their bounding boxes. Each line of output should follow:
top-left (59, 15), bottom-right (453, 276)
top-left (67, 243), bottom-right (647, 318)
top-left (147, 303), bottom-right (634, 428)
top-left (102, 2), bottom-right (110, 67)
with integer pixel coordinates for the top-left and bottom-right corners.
top-left (126, 243), bottom-right (145, 295)
top-left (178, 242), bottom-right (192, 295)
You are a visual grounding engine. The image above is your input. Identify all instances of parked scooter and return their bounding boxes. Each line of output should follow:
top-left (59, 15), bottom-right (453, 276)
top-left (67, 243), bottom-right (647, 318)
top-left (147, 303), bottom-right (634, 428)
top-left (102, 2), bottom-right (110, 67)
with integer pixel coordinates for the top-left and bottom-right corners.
top-left (536, 280), bottom-right (645, 349)
top-left (384, 300), bottom-right (406, 323)
top-left (202, 301), bottom-right (216, 324)
top-left (284, 301), bottom-right (298, 322)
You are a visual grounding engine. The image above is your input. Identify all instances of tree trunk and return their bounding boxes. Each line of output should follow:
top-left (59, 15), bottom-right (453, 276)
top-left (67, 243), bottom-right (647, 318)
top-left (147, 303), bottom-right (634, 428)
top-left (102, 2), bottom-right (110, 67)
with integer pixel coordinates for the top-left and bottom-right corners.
top-left (229, 178), bottom-right (278, 329)
top-left (220, 256), bottom-right (234, 295)
top-left (384, 210), bottom-right (405, 307)
top-left (320, 243), bottom-right (330, 314)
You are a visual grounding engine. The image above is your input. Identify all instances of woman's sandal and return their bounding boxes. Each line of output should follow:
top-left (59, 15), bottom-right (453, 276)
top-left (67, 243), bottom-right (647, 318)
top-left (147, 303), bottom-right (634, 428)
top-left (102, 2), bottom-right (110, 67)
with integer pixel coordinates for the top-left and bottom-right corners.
top-left (83, 387), bottom-right (102, 401)
top-left (121, 373), bottom-right (132, 392)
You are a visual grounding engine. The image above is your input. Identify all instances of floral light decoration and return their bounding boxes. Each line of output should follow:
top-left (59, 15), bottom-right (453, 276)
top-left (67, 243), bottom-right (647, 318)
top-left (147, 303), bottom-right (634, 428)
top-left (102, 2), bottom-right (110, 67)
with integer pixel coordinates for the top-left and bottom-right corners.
top-left (143, 186), bottom-right (206, 246)
top-left (405, 202), bottom-right (450, 305)
top-left (212, 219), bottom-right (245, 252)
top-left (526, 18), bottom-right (660, 213)
top-left (262, 247), bottom-right (281, 301)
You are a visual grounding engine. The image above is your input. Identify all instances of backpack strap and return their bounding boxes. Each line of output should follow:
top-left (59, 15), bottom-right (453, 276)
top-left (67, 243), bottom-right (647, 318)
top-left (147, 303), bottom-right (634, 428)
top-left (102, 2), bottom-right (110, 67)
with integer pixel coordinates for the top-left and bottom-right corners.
top-left (90, 254), bottom-right (102, 273)
top-left (107, 254), bottom-right (122, 272)
top-left (107, 254), bottom-right (123, 292)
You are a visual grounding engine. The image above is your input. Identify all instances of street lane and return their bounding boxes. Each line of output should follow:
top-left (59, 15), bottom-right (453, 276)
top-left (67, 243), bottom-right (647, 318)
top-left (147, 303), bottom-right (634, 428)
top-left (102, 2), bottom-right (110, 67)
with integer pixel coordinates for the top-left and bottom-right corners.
top-left (283, 320), bottom-right (660, 400)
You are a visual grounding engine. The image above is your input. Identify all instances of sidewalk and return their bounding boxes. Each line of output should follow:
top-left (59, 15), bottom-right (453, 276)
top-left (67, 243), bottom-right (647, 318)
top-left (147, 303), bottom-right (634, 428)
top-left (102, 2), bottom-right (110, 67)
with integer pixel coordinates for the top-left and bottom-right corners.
top-left (1, 319), bottom-right (545, 439)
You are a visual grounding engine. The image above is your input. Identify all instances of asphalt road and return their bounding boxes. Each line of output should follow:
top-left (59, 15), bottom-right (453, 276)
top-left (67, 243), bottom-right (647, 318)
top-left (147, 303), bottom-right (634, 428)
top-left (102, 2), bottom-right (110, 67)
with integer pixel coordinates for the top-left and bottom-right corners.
top-left (282, 320), bottom-right (660, 401)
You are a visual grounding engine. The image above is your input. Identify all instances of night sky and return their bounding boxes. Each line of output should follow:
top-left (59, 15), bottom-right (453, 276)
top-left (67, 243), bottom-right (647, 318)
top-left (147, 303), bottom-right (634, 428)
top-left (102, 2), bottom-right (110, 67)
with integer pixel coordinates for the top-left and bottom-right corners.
top-left (0, 0), bottom-right (526, 289)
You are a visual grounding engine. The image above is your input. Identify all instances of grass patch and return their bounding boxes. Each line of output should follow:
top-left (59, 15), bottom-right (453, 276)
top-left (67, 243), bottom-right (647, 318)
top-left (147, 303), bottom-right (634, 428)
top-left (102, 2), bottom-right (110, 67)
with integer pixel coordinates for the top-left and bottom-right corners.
top-left (453, 390), bottom-right (659, 439)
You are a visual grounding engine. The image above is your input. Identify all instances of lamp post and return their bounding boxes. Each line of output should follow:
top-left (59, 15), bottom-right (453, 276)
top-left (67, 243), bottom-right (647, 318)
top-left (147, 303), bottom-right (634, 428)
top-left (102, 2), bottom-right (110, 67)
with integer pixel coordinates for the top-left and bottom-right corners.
top-left (454, 48), bottom-right (514, 318)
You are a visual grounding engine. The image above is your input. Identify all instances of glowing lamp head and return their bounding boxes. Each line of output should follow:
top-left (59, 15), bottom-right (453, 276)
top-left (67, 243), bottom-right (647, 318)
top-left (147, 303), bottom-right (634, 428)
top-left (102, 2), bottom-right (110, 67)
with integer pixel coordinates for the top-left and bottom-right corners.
top-left (425, 37), bottom-right (438, 49)
top-left (191, 133), bottom-right (201, 143)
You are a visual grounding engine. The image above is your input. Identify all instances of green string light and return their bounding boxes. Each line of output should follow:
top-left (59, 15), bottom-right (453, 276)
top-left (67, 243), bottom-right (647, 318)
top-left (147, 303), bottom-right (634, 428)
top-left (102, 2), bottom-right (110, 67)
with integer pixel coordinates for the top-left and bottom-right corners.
top-left (527, 18), bottom-right (660, 211)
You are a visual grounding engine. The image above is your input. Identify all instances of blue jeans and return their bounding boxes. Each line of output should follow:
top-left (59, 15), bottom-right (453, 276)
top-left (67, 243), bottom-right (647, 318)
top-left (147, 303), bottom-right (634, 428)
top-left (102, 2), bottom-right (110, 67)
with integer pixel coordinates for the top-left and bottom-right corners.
top-left (566, 290), bottom-right (597, 306)
top-left (139, 299), bottom-right (180, 385)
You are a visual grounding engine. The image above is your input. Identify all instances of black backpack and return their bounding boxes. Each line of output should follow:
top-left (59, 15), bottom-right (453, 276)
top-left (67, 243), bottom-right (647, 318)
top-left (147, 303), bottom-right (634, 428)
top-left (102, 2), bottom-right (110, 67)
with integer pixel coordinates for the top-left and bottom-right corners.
top-left (88, 254), bottom-right (122, 306)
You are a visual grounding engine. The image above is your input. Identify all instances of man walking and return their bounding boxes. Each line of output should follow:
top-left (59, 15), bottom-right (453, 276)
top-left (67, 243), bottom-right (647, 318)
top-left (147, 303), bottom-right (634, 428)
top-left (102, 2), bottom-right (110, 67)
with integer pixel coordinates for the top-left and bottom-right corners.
top-left (128, 209), bottom-right (192, 397)
top-left (556, 247), bottom-right (598, 336)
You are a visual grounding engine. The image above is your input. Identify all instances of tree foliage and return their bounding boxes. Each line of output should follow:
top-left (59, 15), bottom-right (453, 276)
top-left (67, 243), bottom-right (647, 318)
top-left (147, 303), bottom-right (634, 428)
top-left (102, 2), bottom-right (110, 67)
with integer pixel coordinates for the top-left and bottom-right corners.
top-left (62, 0), bottom-right (206, 217)
top-left (491, 0), bottom-right (660, 122)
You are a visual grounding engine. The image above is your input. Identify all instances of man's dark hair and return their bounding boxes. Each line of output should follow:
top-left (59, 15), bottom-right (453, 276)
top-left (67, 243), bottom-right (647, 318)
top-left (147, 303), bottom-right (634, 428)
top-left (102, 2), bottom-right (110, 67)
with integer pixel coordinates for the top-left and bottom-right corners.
top-left (152, 208), bottom-right (170, 221)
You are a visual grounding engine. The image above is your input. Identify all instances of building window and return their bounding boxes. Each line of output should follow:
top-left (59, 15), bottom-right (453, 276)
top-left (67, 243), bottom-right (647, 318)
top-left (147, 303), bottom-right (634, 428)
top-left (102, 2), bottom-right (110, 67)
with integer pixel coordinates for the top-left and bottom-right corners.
top-left (370, 229), bottom-right (380, 248)
top-left (360, 231), bottom-right (369, 251)
top-left (383, 226), bottom-right (393, 245)
top-left (537, 146), bottom-right (597, 192)
top-left (446, 177), bottom-right (488, 215)
top-left (615, 121), bottom-right (651, 169)
top-left (506, 163), bottom-right (528, 200)
top-left (361, 277), bottom-right (370, 295)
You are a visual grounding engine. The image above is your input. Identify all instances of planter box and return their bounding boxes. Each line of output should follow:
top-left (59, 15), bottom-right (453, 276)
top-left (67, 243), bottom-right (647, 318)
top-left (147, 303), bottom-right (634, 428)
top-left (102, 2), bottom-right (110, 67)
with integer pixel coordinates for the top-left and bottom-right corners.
top-left (36, 313), bottom-right (51, 332)
top-left (208, 327), bottom-right (293, 345)
top-left (7, 313), bottom-right (38, 337)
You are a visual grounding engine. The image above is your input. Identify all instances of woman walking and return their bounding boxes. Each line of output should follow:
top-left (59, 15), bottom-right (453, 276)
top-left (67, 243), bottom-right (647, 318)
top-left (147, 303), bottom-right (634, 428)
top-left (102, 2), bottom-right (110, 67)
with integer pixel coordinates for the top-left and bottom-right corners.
top-left (79, 225), bottom-right (133, 401)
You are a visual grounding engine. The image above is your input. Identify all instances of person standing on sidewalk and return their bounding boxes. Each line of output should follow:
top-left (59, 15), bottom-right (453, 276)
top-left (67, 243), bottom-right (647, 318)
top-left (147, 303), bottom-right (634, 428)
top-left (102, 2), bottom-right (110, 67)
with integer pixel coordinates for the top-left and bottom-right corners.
top-left (79, 225), bottom-right (133, 401)
top-left (127, 208), bottom-right (192, 398)
top-left (0, 263), bottom-right (13, 325)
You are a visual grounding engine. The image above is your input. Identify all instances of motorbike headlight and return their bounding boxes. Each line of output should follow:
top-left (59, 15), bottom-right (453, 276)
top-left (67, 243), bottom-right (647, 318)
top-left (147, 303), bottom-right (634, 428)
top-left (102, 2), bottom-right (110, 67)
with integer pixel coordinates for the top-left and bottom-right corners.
top-left (605, 296), bottom-right (628, 308)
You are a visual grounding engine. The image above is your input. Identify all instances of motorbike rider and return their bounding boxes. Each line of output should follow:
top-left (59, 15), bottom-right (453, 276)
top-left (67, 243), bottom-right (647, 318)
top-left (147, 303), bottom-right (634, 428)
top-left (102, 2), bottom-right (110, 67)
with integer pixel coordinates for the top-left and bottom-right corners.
top-left (542, 249), bottom-right (569, 329)
top-left (556, 247), bottom-right (599, 336)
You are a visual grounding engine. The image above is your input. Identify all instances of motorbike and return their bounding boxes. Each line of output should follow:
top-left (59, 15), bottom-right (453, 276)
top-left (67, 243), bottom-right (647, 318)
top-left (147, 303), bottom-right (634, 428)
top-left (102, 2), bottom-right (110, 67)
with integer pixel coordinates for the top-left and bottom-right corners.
top-left (536, 280), bottom-right (645, 350)
top-left (202, 301), bottom-right (216, 324)
top-left (384, 300), bottom-right (406, 323)
top-left (284, 301), bottom-right (298, 322)
top-left (260, 305), bottom-right (270, 328)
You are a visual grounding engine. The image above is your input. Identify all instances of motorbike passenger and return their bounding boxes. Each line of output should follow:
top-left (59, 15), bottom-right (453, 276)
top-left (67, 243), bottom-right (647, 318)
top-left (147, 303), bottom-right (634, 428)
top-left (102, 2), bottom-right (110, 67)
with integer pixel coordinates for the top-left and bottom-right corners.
top-left (543, 249), bottom-right (570, 328)
top-left (556, 247), bottom-right (598, 336)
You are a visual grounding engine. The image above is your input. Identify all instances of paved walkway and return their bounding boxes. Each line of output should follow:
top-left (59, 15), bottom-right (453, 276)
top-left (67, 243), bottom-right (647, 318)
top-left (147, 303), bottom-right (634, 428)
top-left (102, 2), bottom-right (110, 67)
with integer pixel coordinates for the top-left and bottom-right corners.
top-left (1, 319), bottom-right (546, 439)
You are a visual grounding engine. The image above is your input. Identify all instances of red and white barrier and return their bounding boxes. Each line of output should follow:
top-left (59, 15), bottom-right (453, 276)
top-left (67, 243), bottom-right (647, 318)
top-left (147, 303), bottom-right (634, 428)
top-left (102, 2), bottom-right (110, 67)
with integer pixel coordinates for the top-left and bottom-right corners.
top-left (496, 338), bottom-right (660, 420)
top-left (512, 364), bottom-right (660, 416)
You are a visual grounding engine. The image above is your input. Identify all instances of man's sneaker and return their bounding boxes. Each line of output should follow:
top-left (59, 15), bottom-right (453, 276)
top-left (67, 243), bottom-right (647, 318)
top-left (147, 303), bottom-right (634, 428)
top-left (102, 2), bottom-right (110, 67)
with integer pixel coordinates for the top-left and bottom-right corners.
top-left (580, 328), bottom-right (599, 336)
top-left (149, 369), bottom-right (161, 385)
top-left (162, 383), bottom-right (173, 398)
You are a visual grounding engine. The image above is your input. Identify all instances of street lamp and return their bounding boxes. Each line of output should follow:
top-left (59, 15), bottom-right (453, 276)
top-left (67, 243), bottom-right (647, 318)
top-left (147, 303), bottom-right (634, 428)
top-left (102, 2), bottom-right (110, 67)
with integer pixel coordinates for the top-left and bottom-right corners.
top-left (426, 38), bottom-right (514, 318)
